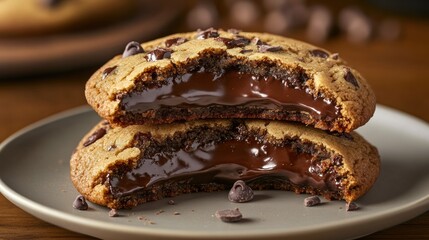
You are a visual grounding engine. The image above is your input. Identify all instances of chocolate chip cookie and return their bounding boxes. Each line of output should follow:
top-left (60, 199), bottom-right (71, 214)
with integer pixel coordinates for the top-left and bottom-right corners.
top-left (85, 28), bottom-right (376, 132)
top-left (70, 119), bottom-right (380, 209)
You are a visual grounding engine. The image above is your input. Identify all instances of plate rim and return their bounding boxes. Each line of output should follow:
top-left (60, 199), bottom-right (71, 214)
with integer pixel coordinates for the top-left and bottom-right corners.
top-left (1, 104), bottom-right (429, 239)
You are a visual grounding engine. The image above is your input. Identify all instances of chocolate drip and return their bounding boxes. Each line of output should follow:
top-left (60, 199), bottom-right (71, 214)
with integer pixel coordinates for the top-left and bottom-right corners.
top-left (121, 70), bottom-right (339, 121)
top-left (108, 137), bottom-right (340, 197)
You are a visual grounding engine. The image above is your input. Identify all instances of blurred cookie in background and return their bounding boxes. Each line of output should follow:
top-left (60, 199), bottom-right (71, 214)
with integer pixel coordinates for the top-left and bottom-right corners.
top-left (0, 0), bottom-right (184, 78)
top-left (0, 0), bottom-right (138, 38)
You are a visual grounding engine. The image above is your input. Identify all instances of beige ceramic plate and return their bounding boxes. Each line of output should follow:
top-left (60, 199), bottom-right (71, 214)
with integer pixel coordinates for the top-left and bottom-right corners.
top-left (0, 1), bottom-right (182, 78)
top-left (0, 105), bottom-right (429, 240)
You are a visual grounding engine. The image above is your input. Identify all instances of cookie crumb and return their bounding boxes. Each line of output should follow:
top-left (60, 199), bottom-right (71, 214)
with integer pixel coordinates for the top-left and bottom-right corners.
top-left (109, 209), bottom-right (119, 217)
top-left (346, 202), bottom-right (359, 211)
top-left (173, 212), bottom-right (181, 215)
top-left (138, 216), bottom-right (156, 225)
top-left (167, 199), bottom-right (176, 205)
top-left (155, 210), bottom-right (165, 215)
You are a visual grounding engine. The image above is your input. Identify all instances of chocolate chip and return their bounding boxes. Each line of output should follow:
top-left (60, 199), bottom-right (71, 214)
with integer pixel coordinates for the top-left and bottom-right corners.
top-left (228, 37), bottom-right (251, 48)
top-left (331, 53), bottom-right (340, 60)
top-left (73, 195), bottom-right (88, 210)
top-left (165, 37), bottom-right (187, 47)
top-left (344, 69), bottom-right (359, 88)
top-left (109, 209), bottom-right (119, 217)
top-left (215, 37), bottom-right (233, 46)
top-left (122, 41), bottom-right (144, 58)
top-left (101, 66), bottom-right (117, 80)
top-left (309, 49), bottom-right (329, 58)
top-left (146, 48), bottom-right (172, 62)
top-left (107, 144), bottom-right (116, 151)
top-left (258, 45), bottom-right (283, 53)
top-left (251, 37), bottom-right (265, 46)
top-left (215, 37), bottom-right (250, 49)
top-left (346, 202), bottom-right (359, 211)
top-left (196, 28), bottom-right (219, 39)
top-left (304, 196), bottom-right (321, 207)
top-left (228, 180), bottom-right (254, 203)
top-left (83, 128), bottom-right (106, 147)
top-left (332, 132), bottom-right (354, 140)
top-left (215, 208), bottom-right (243, 222)
top-left (240, 49), bottom-right (253, 54)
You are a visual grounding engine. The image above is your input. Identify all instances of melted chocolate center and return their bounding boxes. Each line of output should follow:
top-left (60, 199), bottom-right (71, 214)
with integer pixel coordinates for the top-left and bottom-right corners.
top-left (121, 70), bottom-right (339, 121)
top-left (108, 137), bottom-right (339, 197)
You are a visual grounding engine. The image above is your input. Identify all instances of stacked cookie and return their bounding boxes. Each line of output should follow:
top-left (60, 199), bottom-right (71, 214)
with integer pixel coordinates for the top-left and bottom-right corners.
top-left (71, 29), bottom-right (380, 209)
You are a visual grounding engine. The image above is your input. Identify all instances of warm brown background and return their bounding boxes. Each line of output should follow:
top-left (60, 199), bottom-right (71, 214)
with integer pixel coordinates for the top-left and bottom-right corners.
top-left (1, 0), bottom-right (428, 239)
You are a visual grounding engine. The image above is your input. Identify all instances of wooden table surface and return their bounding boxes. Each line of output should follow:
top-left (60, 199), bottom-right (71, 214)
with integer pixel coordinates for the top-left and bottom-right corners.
top-left (1, 4), bottom-right (429, 239)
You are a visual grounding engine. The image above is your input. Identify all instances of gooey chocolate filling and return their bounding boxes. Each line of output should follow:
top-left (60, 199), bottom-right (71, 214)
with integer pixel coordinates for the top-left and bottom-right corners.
top-left (121, 70), bottom-right (340, 121)
top-left (108, 134), bottom-right (341, 197)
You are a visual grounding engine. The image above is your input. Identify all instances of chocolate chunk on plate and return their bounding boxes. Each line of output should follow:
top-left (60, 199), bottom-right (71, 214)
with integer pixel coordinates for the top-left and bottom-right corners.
top-left (215, 208), bottom-right (243, 222)
top-left (228, 180), bottom-right (254, 203)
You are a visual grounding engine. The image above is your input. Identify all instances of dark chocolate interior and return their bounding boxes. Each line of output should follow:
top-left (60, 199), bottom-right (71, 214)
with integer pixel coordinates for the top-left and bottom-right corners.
top-left (122, 70), bottom-right (338, 120)
top-left (107, 121), bottom-right (343, 201)
top-left (118, 59), bottom-right (340, 129)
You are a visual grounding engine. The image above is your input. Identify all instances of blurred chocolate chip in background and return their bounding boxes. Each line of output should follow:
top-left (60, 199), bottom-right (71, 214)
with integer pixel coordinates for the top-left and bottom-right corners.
top-left (183, 0), bottom-right (402, 45)
top-left (187, 0), bottom-right (219, 29)
top-left (306, 5), bottom-right (333, 43)
top-left (338, 6), bottom-right (374, 44)
top-left (377, 19), bottom-right (401, 41)
top-left (228, 0), bottom-right (261, 28)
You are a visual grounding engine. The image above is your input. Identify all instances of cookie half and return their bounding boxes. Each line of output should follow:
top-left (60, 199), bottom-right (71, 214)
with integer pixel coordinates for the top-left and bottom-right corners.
top-left (70, 119), bottom-right (380, 209)
top-left (86, 29), bottom-right (376, 132)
